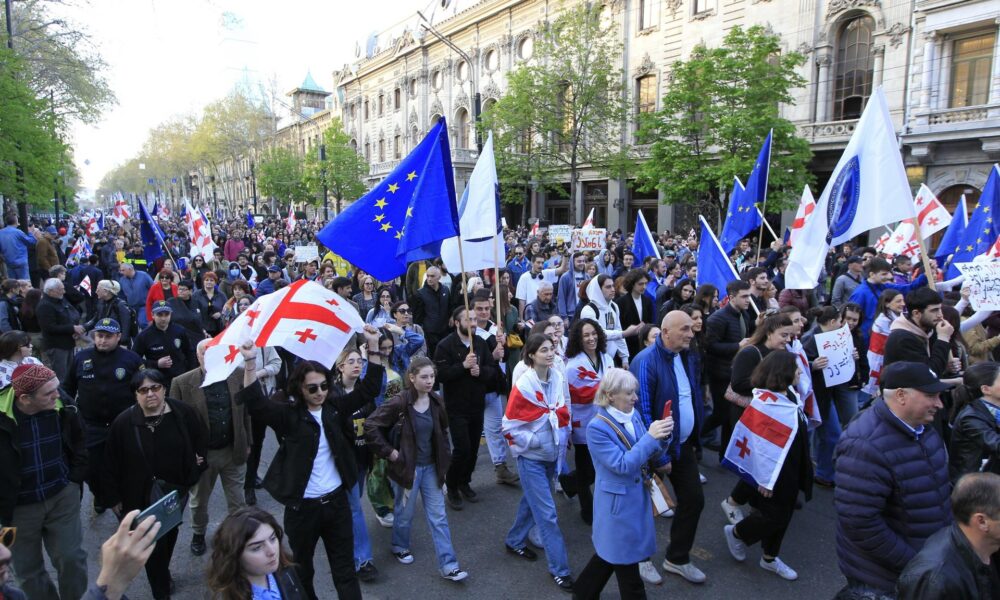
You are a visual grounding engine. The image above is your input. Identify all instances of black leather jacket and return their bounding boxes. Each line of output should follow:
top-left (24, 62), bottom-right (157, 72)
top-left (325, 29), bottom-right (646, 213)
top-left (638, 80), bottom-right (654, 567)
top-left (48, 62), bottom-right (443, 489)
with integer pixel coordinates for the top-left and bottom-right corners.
top-left (897, 524), bottom-right (1000, 600)
top-left (948, 399), bottom-right (1000, 483)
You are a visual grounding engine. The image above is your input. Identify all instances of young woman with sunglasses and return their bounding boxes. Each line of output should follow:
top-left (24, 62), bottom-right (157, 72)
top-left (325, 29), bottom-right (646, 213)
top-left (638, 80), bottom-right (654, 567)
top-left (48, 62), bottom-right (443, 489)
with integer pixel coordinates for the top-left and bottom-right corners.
top-left (237, 328), bottom-right (384, 600)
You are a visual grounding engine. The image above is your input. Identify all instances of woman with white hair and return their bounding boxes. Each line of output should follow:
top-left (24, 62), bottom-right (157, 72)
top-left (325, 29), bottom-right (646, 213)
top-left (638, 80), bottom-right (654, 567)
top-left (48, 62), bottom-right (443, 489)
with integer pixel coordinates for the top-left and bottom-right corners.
top-left (573, 367), bottom-right (673, 599)
top-left (85, 279), bottom-right (134, 347)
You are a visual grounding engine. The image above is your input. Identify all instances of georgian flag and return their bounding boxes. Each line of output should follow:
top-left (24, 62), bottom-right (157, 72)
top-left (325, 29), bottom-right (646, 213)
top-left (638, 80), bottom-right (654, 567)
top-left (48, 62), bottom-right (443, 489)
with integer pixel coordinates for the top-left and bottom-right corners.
top-left (202, 279), bottom-right (366, 387)
top-left (185, 200), bottom-right (217, 259)
top-left (722, 388), bottom-right (802, 491)
top-left (502, 368), bottom-right (570, 465)
top-left (581, 207), bottom-right (595, 230)
top-left (863, 312), bottom-right (894, 395)
top-left (787, 186), bottom-right (815, 248)
top-left (286, 205), bottom-right (297, 234)
top-left (564, 352), bottom-right (611, 444)
top-left (111, 197), bottom-right (131, 225)
top-left (881, 219), bottom-right (921, 258)
top-left (68, 237), bottom-right (92, 262)
top-left (913, 183), bottom-right (951, 238)
top-left (530, 221), bottom-right (539, 237)
top-left (79, 275), bottom-right (92, 296)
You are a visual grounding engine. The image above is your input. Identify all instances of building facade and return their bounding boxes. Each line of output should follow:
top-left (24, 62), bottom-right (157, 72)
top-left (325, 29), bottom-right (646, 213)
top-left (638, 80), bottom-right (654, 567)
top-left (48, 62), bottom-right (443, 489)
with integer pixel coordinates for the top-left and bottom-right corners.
top-left (257, 0), bottom-right (999, 236)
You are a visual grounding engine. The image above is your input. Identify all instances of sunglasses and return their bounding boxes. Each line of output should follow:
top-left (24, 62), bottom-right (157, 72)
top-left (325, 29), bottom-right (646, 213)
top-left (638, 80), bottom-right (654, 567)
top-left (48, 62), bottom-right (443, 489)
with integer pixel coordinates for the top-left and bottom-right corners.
top-left (137, 383), bottom-right (163, 395)
top-left (0, 527), bottom-right (14, 548)
top-left (395, 308), bottom-right (411, 314)
top-left (305, 382), bottom-right (330, 395)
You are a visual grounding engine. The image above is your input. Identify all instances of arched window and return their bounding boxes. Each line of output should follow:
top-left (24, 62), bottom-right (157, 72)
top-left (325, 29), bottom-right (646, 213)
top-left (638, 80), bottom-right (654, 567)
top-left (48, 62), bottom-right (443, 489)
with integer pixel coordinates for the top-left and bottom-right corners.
top-left (455, 108), bottom-right (470, 148)
top-left (833, 15), bottom-right (875, 121)
top-left (430, 114), bottom-right (442, 127)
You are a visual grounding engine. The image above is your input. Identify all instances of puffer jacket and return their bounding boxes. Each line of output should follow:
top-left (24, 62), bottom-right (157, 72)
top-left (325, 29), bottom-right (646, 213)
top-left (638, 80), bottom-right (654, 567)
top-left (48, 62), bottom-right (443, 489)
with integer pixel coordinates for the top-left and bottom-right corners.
top-left (948, 399), bottom-right (1000, 482)
top-left (834, 398), bottom-right (952, 592)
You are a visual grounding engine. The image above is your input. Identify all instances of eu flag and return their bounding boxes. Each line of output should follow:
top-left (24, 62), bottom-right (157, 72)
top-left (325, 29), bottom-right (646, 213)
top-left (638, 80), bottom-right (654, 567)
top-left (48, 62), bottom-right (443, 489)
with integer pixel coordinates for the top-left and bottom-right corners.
top-left (697, 215), bottom-right (740, 300)
top-left (742, 130), bottom-right (772, 208)
top-left (246, 210), bottom-right (256, 230)
top-left (138, 199), bottom-right (166, 263)
top-left (946, 164), bottom-right (1000, 278)
top-left (933, 193), bottom-right (968, 265)
top-left (317, 118), bottom-right (459, 281)
top-left (718, 176), bottom-right (761, 253)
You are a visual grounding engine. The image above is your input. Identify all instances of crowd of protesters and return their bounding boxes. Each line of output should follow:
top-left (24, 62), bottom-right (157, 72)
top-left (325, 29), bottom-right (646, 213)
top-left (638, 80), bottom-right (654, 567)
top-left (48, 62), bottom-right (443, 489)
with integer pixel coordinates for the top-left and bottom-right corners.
top-left (0, 205), bottom-right (998, 600)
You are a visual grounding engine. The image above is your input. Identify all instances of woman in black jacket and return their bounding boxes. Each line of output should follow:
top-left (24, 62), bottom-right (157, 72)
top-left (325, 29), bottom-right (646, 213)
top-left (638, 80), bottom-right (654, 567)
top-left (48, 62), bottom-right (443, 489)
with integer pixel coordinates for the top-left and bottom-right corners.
top-left (801, 306), bottom-right (851, 487)
top-left (206, 506), bottom-right (305, 600)
top-left (237, 329), bottom-right (384, 600)
top-left (948, 362), bottom-right (1000, 483)
top-left (104, 369), bottom-right (208, 600)
top-left (192, 272), bottom-right (227, 337)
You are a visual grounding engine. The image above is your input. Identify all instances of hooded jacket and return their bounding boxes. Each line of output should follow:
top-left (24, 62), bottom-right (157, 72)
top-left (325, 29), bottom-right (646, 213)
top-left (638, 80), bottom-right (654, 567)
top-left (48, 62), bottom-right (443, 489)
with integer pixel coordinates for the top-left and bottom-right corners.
top-left (579, 277), bottom-right (628, 362)
top-left (883, 315), bottom-right (952, 377)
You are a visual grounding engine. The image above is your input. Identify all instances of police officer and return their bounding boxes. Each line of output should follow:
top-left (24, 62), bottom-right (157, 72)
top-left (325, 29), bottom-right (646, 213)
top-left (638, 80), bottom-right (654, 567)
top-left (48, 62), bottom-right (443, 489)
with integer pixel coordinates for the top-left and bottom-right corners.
top-left (62, 317), bottom-right (143, 512)
top-left (132, 300), bottom-right (196, 390)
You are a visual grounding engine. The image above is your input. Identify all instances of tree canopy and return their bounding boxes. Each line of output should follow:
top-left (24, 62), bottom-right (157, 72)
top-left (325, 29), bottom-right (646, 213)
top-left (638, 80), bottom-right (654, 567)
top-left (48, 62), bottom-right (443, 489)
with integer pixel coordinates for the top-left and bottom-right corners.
top-left (302, 118), bottom-right (369, 216)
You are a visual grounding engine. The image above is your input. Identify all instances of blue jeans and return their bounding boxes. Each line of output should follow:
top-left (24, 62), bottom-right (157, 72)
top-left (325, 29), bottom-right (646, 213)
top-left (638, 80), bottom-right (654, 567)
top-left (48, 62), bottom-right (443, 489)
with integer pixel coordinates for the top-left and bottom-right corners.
top-left (391, 464), bottom-right (459, 575)
top-left (833, 386), bottom-right (859, 429)
top-left (348, 477), bottom-right (373, 568)
top-left (483, 392), bottom-right (508, 465)
top-left (505, 456), bottom-right (571, 577)
top-left (6, 263), bottom-right (29, 281)
top-left (814, 403), bottom-right (841, 481)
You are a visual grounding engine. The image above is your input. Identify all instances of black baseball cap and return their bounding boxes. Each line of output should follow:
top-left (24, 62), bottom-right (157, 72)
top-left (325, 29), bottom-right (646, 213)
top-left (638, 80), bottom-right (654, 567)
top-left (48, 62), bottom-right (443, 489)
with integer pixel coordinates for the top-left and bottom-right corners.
top-left (880, 362), bottom-right (953, 393)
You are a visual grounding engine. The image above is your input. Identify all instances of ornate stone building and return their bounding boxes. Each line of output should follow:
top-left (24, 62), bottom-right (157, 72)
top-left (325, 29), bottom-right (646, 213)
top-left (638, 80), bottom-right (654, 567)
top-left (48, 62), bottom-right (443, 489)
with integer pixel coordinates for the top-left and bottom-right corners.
top-left (259, 0), bottom-right (999, 234)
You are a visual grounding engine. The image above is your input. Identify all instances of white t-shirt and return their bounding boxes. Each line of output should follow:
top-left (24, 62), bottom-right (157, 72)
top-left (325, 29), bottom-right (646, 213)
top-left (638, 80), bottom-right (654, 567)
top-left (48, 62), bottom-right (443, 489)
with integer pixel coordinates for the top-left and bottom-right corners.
top-left (515, 268), bottom-right (560, 303)
top-left (303, 407), bottom-right (343, 498)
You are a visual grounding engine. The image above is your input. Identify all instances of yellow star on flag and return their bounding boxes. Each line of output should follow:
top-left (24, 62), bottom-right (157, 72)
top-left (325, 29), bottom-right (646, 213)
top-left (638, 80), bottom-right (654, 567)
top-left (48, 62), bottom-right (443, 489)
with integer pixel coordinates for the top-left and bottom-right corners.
top-left (394, 230), bottom-right (403, 240)
top-left (406, 207), bottom-right (414, 218)
top-left (388, 183), bottom-right (400, 194)
top-left (406, 171), bottom-right (418, 182)
top-left (373, 214), bottom-right (385, 222)
top-left (380, 222), bottom-right (393, 232)
top-left (374, 198), bottom-right (388, 209)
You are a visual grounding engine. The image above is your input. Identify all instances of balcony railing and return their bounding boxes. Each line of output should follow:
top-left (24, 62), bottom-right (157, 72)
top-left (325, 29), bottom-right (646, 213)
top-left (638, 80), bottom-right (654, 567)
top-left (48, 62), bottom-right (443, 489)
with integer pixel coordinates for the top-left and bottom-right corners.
top-left (798, 119), bottom-right (858, 142)
top-left (927, 105), bottom-right (991, 126)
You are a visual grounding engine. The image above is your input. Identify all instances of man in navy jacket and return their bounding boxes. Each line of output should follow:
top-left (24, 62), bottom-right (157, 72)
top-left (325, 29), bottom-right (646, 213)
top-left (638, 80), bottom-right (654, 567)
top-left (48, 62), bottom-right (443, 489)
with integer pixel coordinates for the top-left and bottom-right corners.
top-left (834, 362), bottom-right (953, 598)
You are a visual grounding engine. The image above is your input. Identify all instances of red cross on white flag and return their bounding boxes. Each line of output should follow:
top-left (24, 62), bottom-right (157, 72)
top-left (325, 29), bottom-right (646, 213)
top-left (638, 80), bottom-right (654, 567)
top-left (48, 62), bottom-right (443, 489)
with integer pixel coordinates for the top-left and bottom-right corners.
top-left (788, 185), bottom-right (816, 248)
top-left (913, 183), bottom-right (951, 238)
top-left (201, 279), bottom-right (366, 387)
top-left (185, 200), bottom-right (217, 259)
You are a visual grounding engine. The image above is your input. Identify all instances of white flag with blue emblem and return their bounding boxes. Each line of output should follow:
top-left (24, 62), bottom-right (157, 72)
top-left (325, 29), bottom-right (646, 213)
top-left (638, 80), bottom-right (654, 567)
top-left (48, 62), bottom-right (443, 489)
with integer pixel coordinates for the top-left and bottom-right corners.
top-left (785, 87), bottom-right (916, 289)
top-left (441, 131), bottom-right (502, 272)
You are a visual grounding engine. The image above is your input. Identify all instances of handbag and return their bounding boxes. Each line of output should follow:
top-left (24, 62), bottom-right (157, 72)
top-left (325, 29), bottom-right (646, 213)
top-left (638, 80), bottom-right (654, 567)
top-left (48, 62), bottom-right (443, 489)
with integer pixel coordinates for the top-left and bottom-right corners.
top-left (130, 406), bottom-right (190, 507)
top-left (506, 332), bottom-right (524, 349)
top-left (595, 414), bottom-right (676, 516)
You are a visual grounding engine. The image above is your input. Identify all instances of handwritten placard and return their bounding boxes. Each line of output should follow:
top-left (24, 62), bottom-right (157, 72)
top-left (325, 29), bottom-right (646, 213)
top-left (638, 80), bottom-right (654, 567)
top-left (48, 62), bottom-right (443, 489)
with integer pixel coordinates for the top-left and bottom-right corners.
top-left (955, 262), bottom-right (1000, 311)
top-left (294, 245), bottom-right (319, 263)
top-left (548, 224), bottom-right (573, 245)
top-left (814, 324), bottom-right (855, 387)
top-left (570, 228), bottom-right (606, 252)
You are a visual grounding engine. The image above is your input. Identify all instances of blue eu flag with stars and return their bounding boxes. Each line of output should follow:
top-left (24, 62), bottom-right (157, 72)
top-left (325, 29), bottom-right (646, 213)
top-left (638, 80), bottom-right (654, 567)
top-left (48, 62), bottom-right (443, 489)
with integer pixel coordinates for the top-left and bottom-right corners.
top-left (946, 164), bottom-right (1000, 278)
top-left (718, 176), bottom-right (761, 254)
top-left (138, 198), bottom-right (167, 263)
top-left (317, 118), bottom-right (459, 281)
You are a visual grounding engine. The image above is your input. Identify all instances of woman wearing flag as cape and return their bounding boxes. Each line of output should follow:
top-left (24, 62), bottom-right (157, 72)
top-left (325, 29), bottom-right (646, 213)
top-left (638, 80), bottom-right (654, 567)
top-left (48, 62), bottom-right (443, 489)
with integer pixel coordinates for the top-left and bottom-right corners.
top-left (721, 350), bottom-right (813, 582)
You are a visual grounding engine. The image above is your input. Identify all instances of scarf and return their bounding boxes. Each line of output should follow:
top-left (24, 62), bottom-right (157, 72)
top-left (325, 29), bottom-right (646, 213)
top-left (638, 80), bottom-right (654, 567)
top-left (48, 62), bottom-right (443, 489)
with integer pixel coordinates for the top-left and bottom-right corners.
top-left (722, 388), bottom-right (802, 491)
top-left (502, 368), bottom-right (570, 465)
top-left (564, 351), bottom-right (611, 444)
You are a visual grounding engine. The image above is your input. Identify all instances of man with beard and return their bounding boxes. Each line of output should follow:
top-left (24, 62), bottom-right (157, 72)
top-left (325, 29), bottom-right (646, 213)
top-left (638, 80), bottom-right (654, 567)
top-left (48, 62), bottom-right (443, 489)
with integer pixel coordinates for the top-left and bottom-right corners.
top-left (883, 287), bottom-right (955, 378)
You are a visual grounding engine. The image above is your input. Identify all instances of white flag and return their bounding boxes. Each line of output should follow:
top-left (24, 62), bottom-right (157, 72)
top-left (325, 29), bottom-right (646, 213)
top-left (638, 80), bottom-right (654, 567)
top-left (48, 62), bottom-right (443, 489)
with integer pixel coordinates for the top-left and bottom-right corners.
top-left (913, 183), bottom-right (951, 238)
top-left (441, 131), bottom-right (502, 272)
top-left (788, 186), bottom-right (816, 248)
top-left (185, 200), bottom-right (217, 259)
top-left (581, 208), bottom-right (595, 230)
top-left (785, 87), bottom-right (916, 289)
top-left (881, 219), bottom-right (920, 258)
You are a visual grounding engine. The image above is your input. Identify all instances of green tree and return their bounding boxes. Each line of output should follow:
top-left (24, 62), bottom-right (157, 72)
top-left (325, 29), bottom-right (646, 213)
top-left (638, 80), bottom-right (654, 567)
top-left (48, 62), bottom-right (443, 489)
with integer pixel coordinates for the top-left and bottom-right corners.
top-left (488, 3), bottom-right (633, 225)
top-left (302, 118), bottom-right (368, 215)
top-left (638, 25), bottom-right (813, 225)
top-left (256, 147), bottom-right (309, 209)
top-left (0, 47), bottom-right (73, 211)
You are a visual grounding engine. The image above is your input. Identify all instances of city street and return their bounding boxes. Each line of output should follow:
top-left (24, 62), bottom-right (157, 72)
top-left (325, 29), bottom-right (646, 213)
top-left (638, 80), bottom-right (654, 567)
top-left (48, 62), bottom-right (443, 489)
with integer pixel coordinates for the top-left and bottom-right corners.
top-left (78, 435), bottom-right (845, 599)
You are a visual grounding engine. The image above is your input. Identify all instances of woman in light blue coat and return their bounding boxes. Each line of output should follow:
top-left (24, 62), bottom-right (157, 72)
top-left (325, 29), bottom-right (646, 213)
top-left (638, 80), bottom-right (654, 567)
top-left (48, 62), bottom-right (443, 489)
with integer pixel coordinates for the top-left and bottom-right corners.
top-left (574, 368), bottom-right (674, 600)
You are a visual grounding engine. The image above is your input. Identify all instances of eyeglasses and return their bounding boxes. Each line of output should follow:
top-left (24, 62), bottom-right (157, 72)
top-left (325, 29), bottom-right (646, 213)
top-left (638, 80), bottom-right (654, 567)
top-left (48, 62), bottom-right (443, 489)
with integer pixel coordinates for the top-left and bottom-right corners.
top-left (159, 277), bottom-right (172, 281)
top-left (305, 382), bottom-right (330, 395)
top-left (0, 526), bottom-right (15, 548)
top-left (395, 308), bottom-right (411, 314)
top-left (137, 383), bottom-right (163, 395)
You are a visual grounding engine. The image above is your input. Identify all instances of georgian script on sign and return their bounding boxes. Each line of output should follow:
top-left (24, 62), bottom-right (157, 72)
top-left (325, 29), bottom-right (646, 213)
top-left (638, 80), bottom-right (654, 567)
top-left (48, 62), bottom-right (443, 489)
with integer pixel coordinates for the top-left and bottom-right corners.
top-left (954, 262), bottom-right (1000, 311)
top-left (570, 228), bottom-right (606, 252)
top-left (814, 324), bottom-right (855, 387)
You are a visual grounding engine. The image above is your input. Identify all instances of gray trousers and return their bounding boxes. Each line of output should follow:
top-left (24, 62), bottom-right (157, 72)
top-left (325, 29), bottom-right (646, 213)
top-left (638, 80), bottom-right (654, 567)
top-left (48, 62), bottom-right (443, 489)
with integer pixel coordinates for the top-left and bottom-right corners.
top-left (188, 446), bottom-right (246, 536)
top-left (43, 347), bottom-right (73, 386)
top-left (8, 482), bottom-right (88, 600)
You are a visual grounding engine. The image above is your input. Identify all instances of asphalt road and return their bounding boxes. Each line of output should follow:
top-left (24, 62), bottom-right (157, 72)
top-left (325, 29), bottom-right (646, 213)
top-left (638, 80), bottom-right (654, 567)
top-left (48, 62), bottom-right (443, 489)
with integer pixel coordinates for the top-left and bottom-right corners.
top-left (76, 436), bottom-right (845, 599)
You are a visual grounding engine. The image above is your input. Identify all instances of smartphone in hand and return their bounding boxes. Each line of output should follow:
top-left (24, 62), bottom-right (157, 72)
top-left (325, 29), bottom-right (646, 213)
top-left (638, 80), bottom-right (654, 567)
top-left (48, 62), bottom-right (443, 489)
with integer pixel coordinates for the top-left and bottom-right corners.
top-left (131, 490), bottom-right (183, 543)
top-left (662, 399), bottom-right (672, 420)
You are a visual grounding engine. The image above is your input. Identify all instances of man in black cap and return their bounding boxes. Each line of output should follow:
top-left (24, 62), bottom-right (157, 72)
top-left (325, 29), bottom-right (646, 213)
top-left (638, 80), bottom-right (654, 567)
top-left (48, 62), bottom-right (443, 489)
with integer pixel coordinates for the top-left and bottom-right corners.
top-left (63, 318), bottom-right (143, 513)
top-left (834, 361), bottom-right (954, 599)
top-left (255, 264), bottom-right (283, 296)
top-left (132, 301), bottom-right (195, 390)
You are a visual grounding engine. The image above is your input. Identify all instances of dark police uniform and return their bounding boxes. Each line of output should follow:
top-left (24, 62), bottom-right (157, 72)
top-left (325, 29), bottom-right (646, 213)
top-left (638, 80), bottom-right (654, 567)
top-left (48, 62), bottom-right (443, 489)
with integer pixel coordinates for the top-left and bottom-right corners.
top-left (132, 321), bottom-right (196, 388)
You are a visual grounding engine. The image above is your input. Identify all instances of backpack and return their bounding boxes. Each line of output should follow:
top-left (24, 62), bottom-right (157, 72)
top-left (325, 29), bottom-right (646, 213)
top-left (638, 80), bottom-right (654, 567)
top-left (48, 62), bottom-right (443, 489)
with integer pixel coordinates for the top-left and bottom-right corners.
top-left (120, 300), bottom-right (139, 339)
top-left (573, 300), bottom-right (599, 323)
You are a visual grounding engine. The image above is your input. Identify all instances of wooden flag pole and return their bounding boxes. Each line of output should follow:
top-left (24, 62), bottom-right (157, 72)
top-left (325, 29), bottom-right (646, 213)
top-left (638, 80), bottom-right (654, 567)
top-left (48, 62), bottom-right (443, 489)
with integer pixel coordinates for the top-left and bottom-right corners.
top-left (754, 201), bottom-right (769, 265)
top-left (756, 207), bottom-right (779, 241)
top-left (912, 220), bottom-right (937, 291)
top-left (455, 237), bottom-right (475, 357)
top-left (493, 234), bottom-right (503, 335)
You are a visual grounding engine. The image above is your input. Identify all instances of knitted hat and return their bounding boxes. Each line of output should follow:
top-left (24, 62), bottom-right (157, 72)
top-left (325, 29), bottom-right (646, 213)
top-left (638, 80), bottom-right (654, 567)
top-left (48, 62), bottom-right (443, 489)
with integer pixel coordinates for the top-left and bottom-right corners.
top-left (12, 364), bottom-right (56, 398)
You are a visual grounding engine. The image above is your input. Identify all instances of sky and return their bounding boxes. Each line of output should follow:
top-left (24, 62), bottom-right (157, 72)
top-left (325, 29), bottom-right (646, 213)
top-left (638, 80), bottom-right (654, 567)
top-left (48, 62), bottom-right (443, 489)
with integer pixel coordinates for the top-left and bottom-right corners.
top-left (56, 0), bottom-right (437, 195)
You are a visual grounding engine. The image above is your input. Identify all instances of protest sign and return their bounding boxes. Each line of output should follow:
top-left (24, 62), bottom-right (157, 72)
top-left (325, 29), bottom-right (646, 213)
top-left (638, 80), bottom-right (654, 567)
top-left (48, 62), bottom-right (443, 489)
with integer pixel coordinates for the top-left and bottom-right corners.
top-left (954, 262), bottom-right (1000, 311)
top-left (294, 245), bottom-right (319, 263)
top-left (548, 225), bottom-right (573, 245)
top-left (814, 324), bottom-right (855, 387)
top-left (571, 228), bottom-right (606, 252)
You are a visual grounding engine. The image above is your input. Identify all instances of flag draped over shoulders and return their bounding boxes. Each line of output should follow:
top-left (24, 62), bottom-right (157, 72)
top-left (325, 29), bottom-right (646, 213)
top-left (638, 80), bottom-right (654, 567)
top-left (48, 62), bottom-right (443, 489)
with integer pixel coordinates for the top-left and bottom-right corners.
top-left (722, 388), bottom-right (802, 491)
top-left (564, 352), bottom-right (611, 444)
top-left (503, 368), bottom-right (570, 461)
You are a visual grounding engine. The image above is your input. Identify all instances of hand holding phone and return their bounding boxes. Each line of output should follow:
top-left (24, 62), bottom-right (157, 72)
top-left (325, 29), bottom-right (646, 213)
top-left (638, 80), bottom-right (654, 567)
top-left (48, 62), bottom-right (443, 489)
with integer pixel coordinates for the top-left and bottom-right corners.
top-left (131, 490), bottom-right (183, 543)
top-left (662, 400), bottom-right (672, 420)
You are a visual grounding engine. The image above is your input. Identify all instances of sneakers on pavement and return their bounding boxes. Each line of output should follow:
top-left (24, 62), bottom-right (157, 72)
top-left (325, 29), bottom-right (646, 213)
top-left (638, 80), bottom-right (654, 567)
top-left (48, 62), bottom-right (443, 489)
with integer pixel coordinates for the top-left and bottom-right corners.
top-left (638, 560), bottom-right (663, 585)
top-left (658, 506), bottom-right (675, 518)
top-left (442, 568), bottom-right (468, 582)
top-left (724, 524), bottom-right (747, 562)
top-left (661, 559), bottom-right (706, 584)
top-left (446, 489), bottom-right (464, 510)
top-left (190, 534), bottom-right (206, 556)
top-left (375, 511), bottom-right (394, 528)
top-left (357, 560), bottom-right (378, 581)
top-left (505, 544), bottom-right (538, 561)
top-left (495, 463), bottom-right (520, 485)
top-left (720, 498), bottom-right (746, 525)
top-left (458, 484), bottom-right (479, 503)
top-left (760, 557), bottom-right (798, 580)
top-left (552, 574), bottom-right (574, 593)
top-left (393, 550), bottom-right (414, 565)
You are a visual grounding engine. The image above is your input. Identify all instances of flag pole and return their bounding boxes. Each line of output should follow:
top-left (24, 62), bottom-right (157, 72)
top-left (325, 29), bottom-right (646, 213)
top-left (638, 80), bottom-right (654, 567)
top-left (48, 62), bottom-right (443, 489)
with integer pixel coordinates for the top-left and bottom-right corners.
top-left (493, 234), bottom-right (503, 334)
top-left (755, 207), bottom-right (778, 241)
top-left (455, 238), bottom-right (475, 358)
top-left (912, 220), bottom-right (937, 291)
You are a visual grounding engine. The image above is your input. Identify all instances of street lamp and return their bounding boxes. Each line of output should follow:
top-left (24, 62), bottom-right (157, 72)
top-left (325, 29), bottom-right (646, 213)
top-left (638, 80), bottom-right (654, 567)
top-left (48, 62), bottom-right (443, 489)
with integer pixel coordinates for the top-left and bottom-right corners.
top-left (417, 11), bottom-right (482, 153)
top-left (320, 144), bottom-right (329, 221)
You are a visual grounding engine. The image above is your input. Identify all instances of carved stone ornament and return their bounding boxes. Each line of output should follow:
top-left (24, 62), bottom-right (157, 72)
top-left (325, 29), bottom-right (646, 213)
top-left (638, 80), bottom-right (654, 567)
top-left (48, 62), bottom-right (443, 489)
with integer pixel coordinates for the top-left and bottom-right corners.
top-left (797, 42), bottom-right (813, 55)
top-left (482, 79), bottom-right (502, 101)
top-left (633, 53), bottom-right (655, 77)
top-left (692, 9), bottom-right (715, 21)
top-left (827, 0), bottom-right (885, 27)
top-left (409, 108), bottom-right (418, 126)
top-left (886, 22), bottom-right (910, 48)
top-left (455, 90), bottom-right (470, 111)
top-left (665, 0), bottom-right (682, 15)
top-left (429, 98), bottom-right (444, 117)
top-left (394, 124), bottom-right (401, 136)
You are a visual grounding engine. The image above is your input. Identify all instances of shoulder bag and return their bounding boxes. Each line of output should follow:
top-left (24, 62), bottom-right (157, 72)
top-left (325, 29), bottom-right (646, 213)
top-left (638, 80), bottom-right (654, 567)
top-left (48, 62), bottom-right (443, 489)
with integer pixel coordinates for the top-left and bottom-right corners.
top-left (594, 414), bottom-right (676, 516)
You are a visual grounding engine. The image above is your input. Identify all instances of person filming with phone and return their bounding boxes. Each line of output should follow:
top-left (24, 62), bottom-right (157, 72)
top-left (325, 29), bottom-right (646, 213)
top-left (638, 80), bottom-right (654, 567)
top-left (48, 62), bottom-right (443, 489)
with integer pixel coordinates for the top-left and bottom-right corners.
top-left (103, 368), bottom-right (208, 600)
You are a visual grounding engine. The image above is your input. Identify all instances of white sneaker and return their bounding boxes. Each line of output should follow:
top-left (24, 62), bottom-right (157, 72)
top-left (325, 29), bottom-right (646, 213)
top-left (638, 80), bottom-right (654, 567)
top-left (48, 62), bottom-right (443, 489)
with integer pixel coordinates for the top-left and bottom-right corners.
top-left (658, 506), bottom-right (675, 518)
top-left (699, 472), bottom-right (707, 484)
top-left (375, 512), bottom-right (394, 528)
top-left (442, 568), bottom-right (468, 582)
top-left (724, 525), bottom-right (747, 562)
top-left (638, 560), bottom-right (663, 585)
top-left (527, 526), bottom-right (544, 549)
top-left (760, 557), bottom-right (798, 581)
top-left (661, 559), bottom-right (706, 584)
top-left (720, 499), bottom-right (746, 526)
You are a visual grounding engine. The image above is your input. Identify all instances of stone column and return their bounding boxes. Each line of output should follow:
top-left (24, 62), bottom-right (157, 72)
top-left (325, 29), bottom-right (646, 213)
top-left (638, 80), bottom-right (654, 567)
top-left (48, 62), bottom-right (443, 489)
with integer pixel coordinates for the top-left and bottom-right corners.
top-left (919, 31), bottom-right (937, 110)
top-left (989, 18), bottom-right (1000, 119)
top-left (873, 45), bottom-right (885, 87)
top-left (816, 54), bottom-right (832, 122)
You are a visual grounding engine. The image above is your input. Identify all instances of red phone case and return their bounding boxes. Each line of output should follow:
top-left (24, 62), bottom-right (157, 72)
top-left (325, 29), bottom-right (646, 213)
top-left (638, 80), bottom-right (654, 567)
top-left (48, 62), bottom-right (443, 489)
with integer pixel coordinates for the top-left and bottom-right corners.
top-left (662, 400), bottom-right (672, 420)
